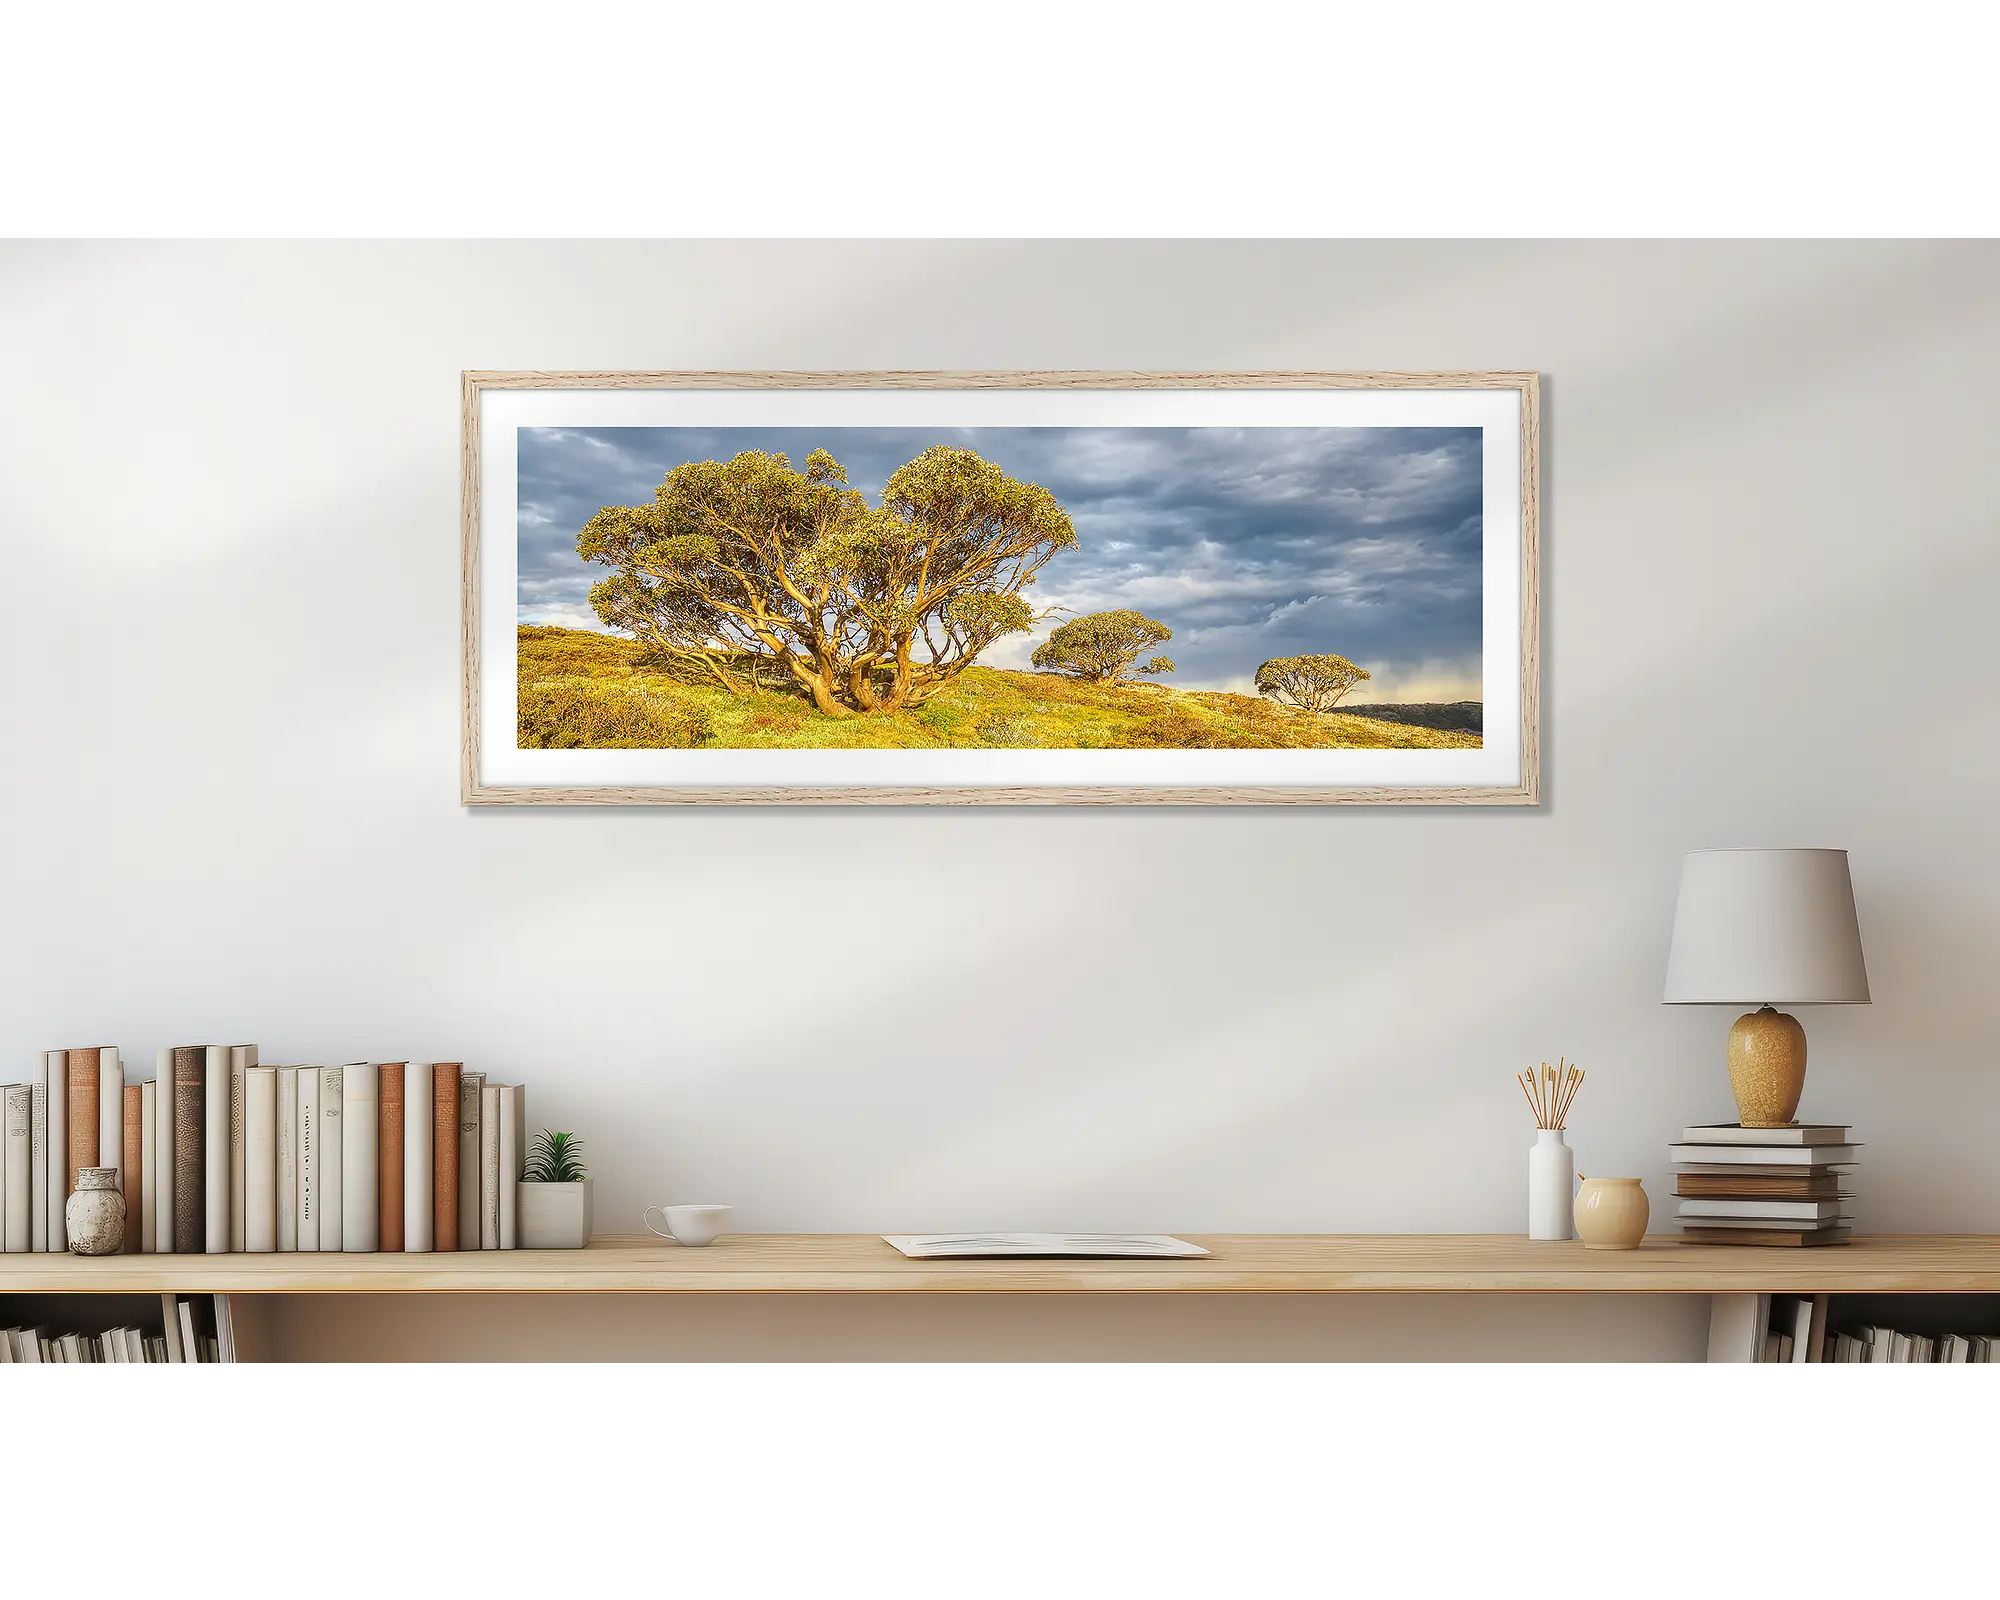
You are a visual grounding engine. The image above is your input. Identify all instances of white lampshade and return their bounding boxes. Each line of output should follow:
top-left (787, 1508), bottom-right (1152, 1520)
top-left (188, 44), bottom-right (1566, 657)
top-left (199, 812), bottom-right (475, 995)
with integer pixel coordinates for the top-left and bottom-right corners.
top-left (1663, 848), bottom-right (1870, 1006)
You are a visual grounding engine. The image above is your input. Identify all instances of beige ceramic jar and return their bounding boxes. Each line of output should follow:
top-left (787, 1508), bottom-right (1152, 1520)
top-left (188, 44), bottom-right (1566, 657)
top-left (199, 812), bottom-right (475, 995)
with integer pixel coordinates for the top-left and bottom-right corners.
top-left (1573, 1177), bottom-right (1649, 1250)
top-left (66, 1167), bottom-right (126, 1255)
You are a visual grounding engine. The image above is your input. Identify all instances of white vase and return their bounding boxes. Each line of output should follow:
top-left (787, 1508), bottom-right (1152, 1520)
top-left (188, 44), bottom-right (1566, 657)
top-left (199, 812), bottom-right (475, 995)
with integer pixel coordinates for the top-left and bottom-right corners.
top-left (518, 1179), bottom-right (593, 1249)
top-left (1527, 1130), bottom-right (1574, 1241)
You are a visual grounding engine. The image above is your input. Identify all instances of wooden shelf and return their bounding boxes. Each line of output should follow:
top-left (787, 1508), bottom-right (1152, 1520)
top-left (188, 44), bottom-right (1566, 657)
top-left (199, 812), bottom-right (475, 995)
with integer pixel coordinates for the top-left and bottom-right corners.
top-left (6, 1233), bottom-right (2000, 1296)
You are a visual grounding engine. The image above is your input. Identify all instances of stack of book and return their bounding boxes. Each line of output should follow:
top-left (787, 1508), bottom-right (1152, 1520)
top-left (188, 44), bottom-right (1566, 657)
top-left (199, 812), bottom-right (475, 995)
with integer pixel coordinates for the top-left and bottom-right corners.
top-left (1669, 1122), bottom-right (1858, 1246)
top-left (2, 1048), bottom-right (531, 1255)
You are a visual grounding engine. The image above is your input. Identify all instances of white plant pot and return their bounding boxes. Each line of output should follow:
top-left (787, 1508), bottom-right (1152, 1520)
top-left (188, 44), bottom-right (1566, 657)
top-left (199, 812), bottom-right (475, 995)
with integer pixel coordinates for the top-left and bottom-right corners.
top-left (518, 1179), bottom-right (593, 1249)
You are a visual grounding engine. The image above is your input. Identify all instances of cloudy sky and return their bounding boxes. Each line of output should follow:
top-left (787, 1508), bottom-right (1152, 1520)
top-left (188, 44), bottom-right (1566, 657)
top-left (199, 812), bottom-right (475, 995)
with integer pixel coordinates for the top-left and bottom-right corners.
top-left (517, 425), bottom-right (1483, 700)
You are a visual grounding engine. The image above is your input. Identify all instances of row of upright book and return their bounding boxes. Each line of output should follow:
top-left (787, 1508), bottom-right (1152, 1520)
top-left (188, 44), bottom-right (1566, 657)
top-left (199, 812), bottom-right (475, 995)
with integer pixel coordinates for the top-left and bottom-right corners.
top-left (1710, 1293), bottom-right (1998, 1362)
top-left (1668, 1121), bottom-right (1857, 1246)
top-left (2, 1046), bottom-right (530, 1253)
top-left (0, 1295), bottom-right (238, 1363)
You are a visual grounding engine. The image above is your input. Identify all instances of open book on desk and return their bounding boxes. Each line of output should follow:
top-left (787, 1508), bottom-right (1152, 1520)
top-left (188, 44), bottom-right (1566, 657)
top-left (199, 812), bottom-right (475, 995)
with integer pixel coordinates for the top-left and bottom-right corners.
top-left (883, 1234), bottom-right (1209, 1259)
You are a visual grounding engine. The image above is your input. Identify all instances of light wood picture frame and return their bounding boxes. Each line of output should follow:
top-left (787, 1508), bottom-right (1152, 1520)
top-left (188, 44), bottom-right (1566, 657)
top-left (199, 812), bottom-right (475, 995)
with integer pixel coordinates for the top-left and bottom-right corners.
top-left (463, 370), bottom-right (1539, 805)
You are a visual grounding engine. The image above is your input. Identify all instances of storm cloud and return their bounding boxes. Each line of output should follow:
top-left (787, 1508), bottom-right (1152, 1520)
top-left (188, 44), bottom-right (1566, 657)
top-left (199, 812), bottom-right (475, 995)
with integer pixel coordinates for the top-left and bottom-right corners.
top-left (517, 425), bottom-right (1483, 700)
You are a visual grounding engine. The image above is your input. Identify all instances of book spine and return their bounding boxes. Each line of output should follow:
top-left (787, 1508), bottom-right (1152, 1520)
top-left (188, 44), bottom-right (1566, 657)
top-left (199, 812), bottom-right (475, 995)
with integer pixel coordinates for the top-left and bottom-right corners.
top-left (151, 1048), bottom-right (171, 1251)
top-left (204, 1046), bottom-right (228, 1254)
top-left (318, 1066), bottom-right (344, 1252)
top-left (121, 1085), bottom-right (143, 1253)
top-left (30, 1079), bottom-right (47, 1252)
top-left (172, 1046), bottom-right (204, 1253)
top-left (98, 1049), bottom-right (122, 1191)
top-left (432, 1063), bottom-right (459, 1252)
top-left (229, 1044), bottom-right (254, 1252)
top-left (4, 1086), bottom-right (29, 1252)
top-left (457, 1070), bottom-right (485, 1251)
top-left (497, 1084), bottom-right (519, 1250)
top-left (139, 1081), bottom-right (156, 1254)
top-left (295, 1068), bottom-right (318, 1251)
top-left (244, 1067), bottom-right (277, 1252)
top-left (276, 1067), bottom-right (297, 1250)
top-left (403, 1063), bottom-right (432, 1252)
top-left (94, 1048), bottom-right (120, 1200)
top-left (341, 1063), bottom-right (378, 1251)
top-left (46, 1051), bottom-right (67, 1251)
top-left (377, 1064), bottom-right (405, 1253)
top-left (66, 1047), bottom-right (99, 1199)
top-left (479, 1084), bottom-right (501, 1249)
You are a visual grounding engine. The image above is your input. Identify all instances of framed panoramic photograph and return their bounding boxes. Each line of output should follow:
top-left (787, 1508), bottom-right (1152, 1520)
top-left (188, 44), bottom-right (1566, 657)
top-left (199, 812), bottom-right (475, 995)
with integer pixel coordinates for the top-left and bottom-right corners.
top-left (461, 371), bottom-right (1539, 805)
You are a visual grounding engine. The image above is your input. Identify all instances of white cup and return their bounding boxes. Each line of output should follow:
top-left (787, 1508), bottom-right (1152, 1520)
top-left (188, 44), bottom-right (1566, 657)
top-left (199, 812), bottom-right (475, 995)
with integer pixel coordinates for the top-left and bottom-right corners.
top-left (644, 1203), bottom-right (733, 1247)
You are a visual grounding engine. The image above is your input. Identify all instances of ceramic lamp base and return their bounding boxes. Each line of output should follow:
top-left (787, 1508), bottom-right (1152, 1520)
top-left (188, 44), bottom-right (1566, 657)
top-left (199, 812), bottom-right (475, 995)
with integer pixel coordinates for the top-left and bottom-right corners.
top-left (1727, 1006), bottom-right (1807, 1128)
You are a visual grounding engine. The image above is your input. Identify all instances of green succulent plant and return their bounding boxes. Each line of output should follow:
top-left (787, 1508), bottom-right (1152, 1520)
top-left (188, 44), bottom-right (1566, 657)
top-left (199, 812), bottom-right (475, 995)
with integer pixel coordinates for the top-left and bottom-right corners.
top-left (523, 1130), bottom-right (588, 1184)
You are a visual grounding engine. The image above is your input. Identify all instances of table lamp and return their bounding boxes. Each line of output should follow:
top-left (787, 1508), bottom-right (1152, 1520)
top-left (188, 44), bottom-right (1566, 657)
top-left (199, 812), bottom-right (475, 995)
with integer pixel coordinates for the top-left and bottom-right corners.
top-left (1663, 848), bottom-right (1870, 1127)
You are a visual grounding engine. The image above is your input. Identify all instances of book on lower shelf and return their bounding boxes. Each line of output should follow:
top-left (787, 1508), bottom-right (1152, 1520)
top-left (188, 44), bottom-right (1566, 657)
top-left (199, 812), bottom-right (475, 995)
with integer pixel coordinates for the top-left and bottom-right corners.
top-left (0, 1294), bottom-right (241, 1362)
top-left (1673, 1121), bottom-right (1860, 1246)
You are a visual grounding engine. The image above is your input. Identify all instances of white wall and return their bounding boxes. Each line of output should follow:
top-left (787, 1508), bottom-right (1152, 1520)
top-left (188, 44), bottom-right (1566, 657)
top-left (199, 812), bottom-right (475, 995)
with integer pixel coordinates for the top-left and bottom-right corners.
top-left (4, 242), bottom-right (1996, 1357)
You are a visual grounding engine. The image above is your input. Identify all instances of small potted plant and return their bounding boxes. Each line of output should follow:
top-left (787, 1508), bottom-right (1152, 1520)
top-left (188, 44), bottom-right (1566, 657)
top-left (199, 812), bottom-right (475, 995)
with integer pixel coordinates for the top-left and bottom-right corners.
top-left (517, 1131), bottom-right (593, 1249)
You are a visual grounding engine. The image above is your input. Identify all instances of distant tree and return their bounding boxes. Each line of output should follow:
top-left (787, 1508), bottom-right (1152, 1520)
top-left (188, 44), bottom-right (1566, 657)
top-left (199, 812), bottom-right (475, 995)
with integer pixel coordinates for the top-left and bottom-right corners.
top-left (580, 447), bottom-right (1075, 717)
top-left (1031, 609), bottom-right (1176, 685)
top-left (1255, 653), bottom-right (1370, 712)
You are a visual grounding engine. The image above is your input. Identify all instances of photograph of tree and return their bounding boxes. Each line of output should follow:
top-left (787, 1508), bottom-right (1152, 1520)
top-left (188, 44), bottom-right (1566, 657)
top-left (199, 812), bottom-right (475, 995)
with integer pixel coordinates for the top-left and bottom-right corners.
top-left (514, 426), bottom-right (1484, 753)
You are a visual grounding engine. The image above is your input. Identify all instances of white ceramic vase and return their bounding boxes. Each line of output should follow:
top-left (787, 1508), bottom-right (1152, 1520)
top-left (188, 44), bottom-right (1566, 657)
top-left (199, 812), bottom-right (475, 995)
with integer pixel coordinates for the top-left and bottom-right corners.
top-left (518, 1179), bottom-right (593, 1249)
top-left (1527, 1130), bottom-right (1574, 1241)
top-left (66, 1167), bottom-right (126, 1255)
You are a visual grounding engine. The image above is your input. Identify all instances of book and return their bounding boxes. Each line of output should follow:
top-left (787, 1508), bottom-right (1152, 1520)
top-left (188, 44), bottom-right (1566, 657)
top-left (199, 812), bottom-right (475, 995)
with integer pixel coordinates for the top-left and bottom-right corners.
top-left (1677, 1198), bottom-right (1851, 1221)
top-left (457, 1069), bottom-right (485, 1250)
top-left (1806, 1293), bottom-right (1831, 1363)
top-left (1678, 1212), bottom-right (1848, 1230)
top-left (404, 1062), bottom-right (432, 1252)
top-left (1681, 1226), bottom-right (1852, 1246)
top-left (1680, 1123), bottom-right (1852, 1146)
top-left (3, 1085), bottom-right (29, 1252)
top-left (46, 1050), bottom-right (66, 1252)
top-left (1673, 1161), bottom-right (1854, 1179)
top-left (172, 1045), bottom-right (204, 1253)
top-left (1781, 1294), bottom-right (1815, 1363)
top-left (480, 1083), bottom-right (501, 1249)
top-left (497, 1083), bottom-right (520, 1250)
top-left (158, 1288), bottom-right (182, 1360)
top-left (139, 1080), bottom-right (156, 1254)
top-left (296, 1067), bottom-right (319, 1251)
top-left (244, 1067), bottom-right (277, 1252)
top-left (1674, 1171), bottom-right (1845, 1199)
top-left (152, 1047), bottom-right (172, 1252)
top-left (229, 1044), bottom-right (255, 1251)
top-left (98, 1048), bottom-right (122, 1194)
top-left (29, 1080), bottom-right (47, 1252)
top-left (342, 1062), bottom-right (378, 1252)
top-left (204, 1046), bottom-right (229, 1254)
top-left (121, 1084), bottom-right (143, 1252)
top-left (178, 1299), bottom-right (198, 1361)
top-left (66, 1046), bottom-right (99, 1197)
top-left (215, 1295), bottom-right (237, 1363)
top-left (1668, 1144), bottom-right (1858, 1167)
top-left (432, 1062), bottom-right (460, 1251)
top-left (1944, 1333), bottom-right (1974, 1363)
top-left (378, 1064), bottom-right (405, 1253)
top-left (318, 1066), bottom-right (344, 1252)
top-left (277, 1066), bottom-right (297, 1251)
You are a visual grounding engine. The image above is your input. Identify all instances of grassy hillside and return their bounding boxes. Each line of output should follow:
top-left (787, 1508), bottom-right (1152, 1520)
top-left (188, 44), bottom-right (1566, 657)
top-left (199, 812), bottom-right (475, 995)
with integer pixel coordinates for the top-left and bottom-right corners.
top-left (517, 625), bottom-right (1481, 752)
